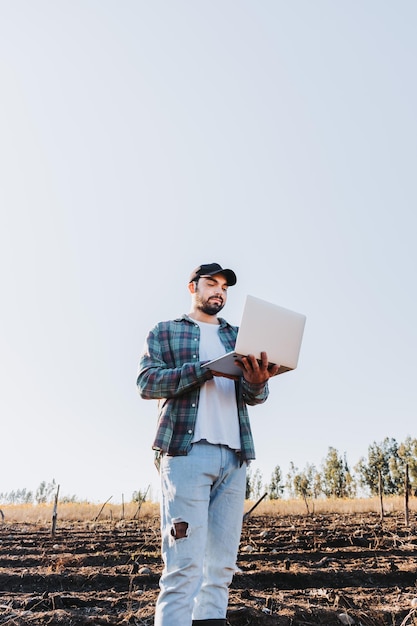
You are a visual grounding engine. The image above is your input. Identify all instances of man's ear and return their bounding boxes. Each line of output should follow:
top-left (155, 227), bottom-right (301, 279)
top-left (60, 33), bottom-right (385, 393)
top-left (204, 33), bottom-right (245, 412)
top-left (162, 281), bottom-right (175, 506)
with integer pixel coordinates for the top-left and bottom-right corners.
top-left (188, 281), bottom-right (196, 294)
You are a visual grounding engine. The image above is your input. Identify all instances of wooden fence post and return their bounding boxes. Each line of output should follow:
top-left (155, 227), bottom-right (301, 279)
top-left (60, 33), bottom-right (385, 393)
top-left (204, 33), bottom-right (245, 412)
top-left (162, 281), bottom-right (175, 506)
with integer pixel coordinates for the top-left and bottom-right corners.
top-left (51, 484), bottom-right (60, 536)
top-left (95, 497), bottom-right (113, 522)
top-left (243, 492), bottom-right (268, 522)
top-left (405, 463), bottom-right (409, 527)
top-left (378, 470), bottom-right (384, 521)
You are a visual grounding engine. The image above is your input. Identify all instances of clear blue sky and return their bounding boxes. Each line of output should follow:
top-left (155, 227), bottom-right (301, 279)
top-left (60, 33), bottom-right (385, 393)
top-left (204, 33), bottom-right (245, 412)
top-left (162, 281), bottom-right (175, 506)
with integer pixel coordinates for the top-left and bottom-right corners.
top-left (1, 1), bottom-right (416, 503)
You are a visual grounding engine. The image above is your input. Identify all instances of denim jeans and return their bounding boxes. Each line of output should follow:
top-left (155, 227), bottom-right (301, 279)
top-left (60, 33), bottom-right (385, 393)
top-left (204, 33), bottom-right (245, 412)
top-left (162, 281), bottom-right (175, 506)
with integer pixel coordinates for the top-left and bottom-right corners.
top-left (154, 441), bottom-right (247, 626)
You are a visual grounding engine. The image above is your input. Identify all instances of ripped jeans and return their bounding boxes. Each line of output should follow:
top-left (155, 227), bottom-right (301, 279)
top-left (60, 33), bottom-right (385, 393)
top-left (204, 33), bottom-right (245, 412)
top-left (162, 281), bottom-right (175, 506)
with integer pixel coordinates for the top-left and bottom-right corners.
top-left (155, 441), bottom-right (247, 626)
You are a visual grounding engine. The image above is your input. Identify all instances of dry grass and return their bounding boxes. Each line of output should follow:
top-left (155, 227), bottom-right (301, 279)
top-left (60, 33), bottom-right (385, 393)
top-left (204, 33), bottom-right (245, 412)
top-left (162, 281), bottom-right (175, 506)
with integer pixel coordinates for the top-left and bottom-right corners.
top-left (252, 495), bottom-right (417, 517)
top-left (1, 496), bottom-right (416, 524)
top-left (0, 500), bottom-right (159, 524)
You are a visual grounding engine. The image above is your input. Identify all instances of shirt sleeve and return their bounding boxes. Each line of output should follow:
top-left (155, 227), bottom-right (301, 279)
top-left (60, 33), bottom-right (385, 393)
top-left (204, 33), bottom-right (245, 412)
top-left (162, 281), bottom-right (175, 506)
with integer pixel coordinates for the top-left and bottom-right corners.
top-left (240, 379), bottom-right (269, 405)
top-left (136, 326), bottom-right (213, 400)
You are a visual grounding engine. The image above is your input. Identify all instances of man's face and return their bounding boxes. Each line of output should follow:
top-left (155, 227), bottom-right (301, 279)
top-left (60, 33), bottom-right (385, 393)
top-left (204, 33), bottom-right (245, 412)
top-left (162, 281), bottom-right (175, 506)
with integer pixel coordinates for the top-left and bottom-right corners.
top-left (193, 274), bottom-right (229, 316)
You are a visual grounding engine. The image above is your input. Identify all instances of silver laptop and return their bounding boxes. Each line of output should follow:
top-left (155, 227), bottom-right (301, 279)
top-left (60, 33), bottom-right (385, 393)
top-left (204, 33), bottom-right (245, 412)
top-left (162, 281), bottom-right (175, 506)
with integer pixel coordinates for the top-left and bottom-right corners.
top-left (202, 295), bottom-right (306, 377)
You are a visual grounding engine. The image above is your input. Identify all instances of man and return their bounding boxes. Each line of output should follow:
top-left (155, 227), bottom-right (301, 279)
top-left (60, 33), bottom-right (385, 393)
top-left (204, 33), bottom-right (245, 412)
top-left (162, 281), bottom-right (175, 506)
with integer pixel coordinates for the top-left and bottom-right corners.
top-left (137, 263), bottom-right (279, 626)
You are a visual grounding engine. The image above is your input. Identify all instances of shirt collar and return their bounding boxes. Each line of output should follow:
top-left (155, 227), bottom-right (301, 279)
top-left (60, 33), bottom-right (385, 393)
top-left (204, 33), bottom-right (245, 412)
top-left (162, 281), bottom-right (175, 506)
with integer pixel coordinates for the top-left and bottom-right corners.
top-left (175, 313), bottom-right (231, 329)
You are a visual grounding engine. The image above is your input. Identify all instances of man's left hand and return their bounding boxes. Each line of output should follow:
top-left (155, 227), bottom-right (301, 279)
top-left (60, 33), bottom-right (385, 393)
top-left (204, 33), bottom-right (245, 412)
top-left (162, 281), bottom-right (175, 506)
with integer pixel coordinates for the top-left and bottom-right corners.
top-left (237, 351), bottom-right (280, 384)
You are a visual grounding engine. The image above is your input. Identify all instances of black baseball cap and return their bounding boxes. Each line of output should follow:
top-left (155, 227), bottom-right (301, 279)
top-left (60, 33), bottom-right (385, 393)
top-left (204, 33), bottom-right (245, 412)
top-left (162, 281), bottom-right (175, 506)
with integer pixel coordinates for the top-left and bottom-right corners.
top-left (189, 263), bottom-right (237, 286)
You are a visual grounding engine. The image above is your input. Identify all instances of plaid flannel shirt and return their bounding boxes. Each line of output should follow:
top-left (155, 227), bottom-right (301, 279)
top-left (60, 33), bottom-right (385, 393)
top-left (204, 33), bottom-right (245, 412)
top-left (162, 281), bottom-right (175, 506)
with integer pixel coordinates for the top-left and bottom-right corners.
top-left (136, 313), bottom-right (269, 462)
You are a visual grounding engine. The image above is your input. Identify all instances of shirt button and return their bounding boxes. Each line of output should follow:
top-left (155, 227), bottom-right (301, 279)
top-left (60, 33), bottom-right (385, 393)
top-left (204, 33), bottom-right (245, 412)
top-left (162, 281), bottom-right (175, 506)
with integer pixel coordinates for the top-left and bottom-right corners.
top-left (192, 403), bottom-right (196, 407)
top-left (194, 338), bottom-right (198, 341)
top-left (193, 354), bottom-right (197, 358)
top-left (188, 429), bottom-right (193, 434)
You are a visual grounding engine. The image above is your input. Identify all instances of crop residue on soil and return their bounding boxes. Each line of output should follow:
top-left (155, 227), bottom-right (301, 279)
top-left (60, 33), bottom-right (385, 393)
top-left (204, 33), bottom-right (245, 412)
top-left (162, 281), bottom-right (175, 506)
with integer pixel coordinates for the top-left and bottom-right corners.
top-left (1, 511), bottom-right (417, 625)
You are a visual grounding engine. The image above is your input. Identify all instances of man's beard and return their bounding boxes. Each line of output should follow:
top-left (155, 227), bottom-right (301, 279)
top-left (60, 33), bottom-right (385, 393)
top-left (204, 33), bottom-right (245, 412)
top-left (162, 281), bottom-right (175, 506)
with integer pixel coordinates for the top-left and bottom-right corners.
top-left (196, 295), bottom-right (224, 316)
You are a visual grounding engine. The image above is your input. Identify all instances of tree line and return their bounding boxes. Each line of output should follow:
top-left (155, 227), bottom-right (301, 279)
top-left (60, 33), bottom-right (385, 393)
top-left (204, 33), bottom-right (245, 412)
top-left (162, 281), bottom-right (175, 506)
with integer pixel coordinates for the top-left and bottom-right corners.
top-left (2, 437), bottom-right (416, 505)
top-left (0, 481), bottom-right (148, 506)
top-left (246, 436), bottom-right (417, 502)
top-left (0, 479), bottom-right (77, 505)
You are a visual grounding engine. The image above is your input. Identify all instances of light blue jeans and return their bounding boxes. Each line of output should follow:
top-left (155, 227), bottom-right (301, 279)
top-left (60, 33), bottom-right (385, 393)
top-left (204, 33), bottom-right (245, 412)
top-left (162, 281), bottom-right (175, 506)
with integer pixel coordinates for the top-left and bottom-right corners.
top-left (154, 441), bottom-right (247, 626)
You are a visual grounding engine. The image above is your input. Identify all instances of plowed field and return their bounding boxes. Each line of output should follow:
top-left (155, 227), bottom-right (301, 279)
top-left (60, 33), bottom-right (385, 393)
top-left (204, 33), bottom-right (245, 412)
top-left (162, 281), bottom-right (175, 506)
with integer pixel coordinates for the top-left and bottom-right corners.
top-left (1, 511), bottom-right (417, 625)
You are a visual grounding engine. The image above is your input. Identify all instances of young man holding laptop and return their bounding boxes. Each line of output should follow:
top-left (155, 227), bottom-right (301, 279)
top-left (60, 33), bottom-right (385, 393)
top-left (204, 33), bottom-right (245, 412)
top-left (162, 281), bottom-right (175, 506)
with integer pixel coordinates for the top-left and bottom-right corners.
top-left (137, 262), bottom-right (280, 626)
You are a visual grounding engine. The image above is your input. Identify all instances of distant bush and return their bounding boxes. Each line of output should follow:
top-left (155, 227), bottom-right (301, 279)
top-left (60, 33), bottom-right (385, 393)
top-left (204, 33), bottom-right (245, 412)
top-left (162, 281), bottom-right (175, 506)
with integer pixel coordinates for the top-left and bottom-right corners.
top-left (0, 479), bottom-right (59, 505)
top-left (0, 488), bottom-right (34, 504)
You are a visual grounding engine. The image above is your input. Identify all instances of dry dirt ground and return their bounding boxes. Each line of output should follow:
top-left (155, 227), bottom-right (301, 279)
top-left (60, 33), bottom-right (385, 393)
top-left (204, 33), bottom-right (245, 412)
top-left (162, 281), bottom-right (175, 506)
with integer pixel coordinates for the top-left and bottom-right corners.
top-left (1, 511), bottom-right (417, 626)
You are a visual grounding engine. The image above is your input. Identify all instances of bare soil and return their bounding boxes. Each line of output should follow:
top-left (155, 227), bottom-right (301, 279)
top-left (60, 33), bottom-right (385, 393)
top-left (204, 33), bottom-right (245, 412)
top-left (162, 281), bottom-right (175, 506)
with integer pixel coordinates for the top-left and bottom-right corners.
top-left (1, 511), bottom-right (417, 625)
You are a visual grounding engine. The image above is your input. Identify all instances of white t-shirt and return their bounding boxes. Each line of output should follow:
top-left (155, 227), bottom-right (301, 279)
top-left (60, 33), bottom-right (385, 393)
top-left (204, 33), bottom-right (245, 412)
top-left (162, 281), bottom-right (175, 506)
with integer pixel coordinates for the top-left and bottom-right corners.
top-left (192, 320), bottom-right (241, 450)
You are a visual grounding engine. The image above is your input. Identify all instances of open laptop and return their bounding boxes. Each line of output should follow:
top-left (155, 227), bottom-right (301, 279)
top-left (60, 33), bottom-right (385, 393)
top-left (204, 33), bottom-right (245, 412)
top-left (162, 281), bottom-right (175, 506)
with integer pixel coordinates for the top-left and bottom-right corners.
top-left (202, 295), bottom-right (306, 377)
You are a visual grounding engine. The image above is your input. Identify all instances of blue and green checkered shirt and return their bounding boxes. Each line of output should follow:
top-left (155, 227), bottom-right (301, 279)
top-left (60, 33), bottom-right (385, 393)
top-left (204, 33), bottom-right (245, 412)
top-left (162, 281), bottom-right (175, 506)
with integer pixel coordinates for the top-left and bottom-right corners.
top-left (137, 313), bottom-right (269, 462)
